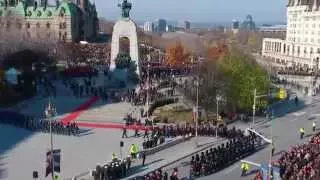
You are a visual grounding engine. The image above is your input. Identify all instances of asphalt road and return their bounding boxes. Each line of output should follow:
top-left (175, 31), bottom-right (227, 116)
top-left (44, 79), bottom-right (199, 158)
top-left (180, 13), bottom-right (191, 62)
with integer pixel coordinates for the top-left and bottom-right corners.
top-left (161, 96), bottom-right (320, 180)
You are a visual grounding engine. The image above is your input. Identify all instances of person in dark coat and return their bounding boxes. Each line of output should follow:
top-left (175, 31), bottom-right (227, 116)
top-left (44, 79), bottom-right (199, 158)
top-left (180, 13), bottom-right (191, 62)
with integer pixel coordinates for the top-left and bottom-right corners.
top-left (141, 151), bottom-right (146, 166)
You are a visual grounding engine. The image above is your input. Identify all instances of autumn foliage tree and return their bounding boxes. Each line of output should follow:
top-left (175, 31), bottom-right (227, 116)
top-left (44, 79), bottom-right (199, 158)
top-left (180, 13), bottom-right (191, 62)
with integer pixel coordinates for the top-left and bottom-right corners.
top-left (165, 41), bottom-right (190, 67)
top-left (206, 42), bottom-right (229, 61)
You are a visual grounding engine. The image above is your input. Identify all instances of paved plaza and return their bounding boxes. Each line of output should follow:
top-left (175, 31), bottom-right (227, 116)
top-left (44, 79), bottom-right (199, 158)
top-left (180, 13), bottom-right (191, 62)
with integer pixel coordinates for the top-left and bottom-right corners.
top-left (1, 66), bottom-right (320, 180)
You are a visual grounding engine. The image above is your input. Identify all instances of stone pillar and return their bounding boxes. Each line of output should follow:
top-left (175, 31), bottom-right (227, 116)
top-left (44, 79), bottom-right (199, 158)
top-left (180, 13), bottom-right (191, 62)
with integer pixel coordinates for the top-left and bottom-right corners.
top-left (110, 19), bottom-right (140, 75)
top-left (313, 0), bottom-right (318, 10)
top-left (262, 40), bottom-right (266, 52)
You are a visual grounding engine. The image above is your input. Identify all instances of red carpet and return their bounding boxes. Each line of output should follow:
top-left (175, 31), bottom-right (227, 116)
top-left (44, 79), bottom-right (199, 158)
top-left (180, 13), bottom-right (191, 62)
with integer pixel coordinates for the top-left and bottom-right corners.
top-left (61, 96), bottom-right (99, 125)
top-left (76, 122), bottom-right (150, 130)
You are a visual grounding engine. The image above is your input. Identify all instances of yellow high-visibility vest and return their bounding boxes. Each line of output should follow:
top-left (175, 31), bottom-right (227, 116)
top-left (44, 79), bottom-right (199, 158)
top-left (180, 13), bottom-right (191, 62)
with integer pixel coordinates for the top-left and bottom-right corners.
top-left (130, 145), bottom-right (136, 153)
top-left (300, 128), bottom-right (305, 133)
top-left (241, 163), bottom-right (246, 170)
top-left (112, 153), bottom-right (117, 160)
top-left (245, 163), bottom-right (249, 170)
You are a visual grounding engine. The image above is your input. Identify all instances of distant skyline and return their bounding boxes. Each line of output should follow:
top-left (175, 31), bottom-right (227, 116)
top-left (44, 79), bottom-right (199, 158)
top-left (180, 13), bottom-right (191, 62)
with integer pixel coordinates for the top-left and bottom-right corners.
top-left (95, 0), bottom-right (287, 23)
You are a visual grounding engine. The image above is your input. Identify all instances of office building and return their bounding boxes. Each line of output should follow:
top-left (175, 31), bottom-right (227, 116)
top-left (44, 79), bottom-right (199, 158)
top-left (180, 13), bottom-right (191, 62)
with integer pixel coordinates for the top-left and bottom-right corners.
top-left (262, 0), bottom-right (320, 68)
top-left (155, 18), bottom-right (166, 32)
top-left (143, 21), bottom-right (154, 32)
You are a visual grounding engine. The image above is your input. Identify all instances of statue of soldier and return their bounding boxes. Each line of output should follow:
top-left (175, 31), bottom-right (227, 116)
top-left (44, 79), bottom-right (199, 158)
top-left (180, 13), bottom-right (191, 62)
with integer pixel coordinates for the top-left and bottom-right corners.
top-left (118, 0), bottom-right (132, 18)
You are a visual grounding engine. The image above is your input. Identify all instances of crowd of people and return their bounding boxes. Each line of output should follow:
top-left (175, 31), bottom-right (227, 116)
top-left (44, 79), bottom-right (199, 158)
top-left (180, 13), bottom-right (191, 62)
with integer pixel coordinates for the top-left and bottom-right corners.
top-left (62, 66), bottom-right (99, 77)
top-left (274, 133), bottom-right (320, 180)
top-left (190, 132), bottom-right (259, 178)
top-left (142, 134), bottom-right (165, 150)
top-left (0, 111), bottom-right (79, 136)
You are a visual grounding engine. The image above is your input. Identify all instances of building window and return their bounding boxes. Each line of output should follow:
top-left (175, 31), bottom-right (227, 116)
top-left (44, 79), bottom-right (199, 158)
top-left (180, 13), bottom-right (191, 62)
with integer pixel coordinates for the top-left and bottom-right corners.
top-left (305, 38), bottom-right (308, 43)
top-left (46, 23), bottom-right (50, 29)
top-left (311, 38), bottom-right (314, 43)
top-left (304, 47), bottom-right (307, 54)
top-left (26, 23), bottom-right (30, 29)
top-left (306, 31), bottom-right (309, 35)
top-left (27, 32), bottom-right (31, 38)
top-left (63, 22), bottom-right (66, 29)
top-left (313, 24), bottom-right (316, 28)
top-left (36, 23), bottom-right (40, 28)
top-left (311, 48), bottom-right (313, 54)
top-left (306, 24), bottom-right (309, 28)
top-left (59, 7), bottom-right (66, 17)
top-left (318, 48), bottom-right (320, 53)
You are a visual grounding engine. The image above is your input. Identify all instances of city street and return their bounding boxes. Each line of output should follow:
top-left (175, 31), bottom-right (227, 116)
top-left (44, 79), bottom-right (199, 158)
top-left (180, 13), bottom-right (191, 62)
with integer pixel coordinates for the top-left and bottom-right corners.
top-left (160, 96), bottom-right (320, 180)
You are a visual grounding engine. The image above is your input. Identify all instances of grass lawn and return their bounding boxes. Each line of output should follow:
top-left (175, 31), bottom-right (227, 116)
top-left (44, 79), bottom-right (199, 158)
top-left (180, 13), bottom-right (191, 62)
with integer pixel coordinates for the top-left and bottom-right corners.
top-left (153, 104), bottom-right (209, 123)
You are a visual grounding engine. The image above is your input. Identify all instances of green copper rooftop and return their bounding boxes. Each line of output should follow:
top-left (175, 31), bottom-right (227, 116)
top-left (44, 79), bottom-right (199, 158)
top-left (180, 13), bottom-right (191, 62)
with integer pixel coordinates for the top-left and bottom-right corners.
top-left (0, 0), bottom-right (95, 19)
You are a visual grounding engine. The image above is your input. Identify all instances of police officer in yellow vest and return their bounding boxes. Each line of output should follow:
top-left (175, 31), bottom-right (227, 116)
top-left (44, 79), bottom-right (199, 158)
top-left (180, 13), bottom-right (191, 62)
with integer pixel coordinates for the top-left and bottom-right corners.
top-left (300, 127), bottom-right (305, 139)
top-left (130, 144), bottom-right (138, 159)
top-left (112, 152), bottom-right (117, 161)
top-left (241, 162), bottom-right (249, 176)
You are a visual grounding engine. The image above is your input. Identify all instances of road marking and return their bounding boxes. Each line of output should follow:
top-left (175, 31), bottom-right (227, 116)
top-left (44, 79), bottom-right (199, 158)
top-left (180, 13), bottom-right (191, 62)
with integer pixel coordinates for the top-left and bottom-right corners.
top-left (224, 164), bottom-right (239, 174)
top-left (293, 112), bottom-right (306, 116)
top-left (290, 118), bottom-right (300, 122)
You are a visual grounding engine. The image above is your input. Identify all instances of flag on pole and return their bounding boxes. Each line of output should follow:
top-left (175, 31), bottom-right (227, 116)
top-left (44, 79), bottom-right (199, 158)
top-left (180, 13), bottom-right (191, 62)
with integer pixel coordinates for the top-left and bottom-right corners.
top-left (45, 149), bottom-right (61, 177)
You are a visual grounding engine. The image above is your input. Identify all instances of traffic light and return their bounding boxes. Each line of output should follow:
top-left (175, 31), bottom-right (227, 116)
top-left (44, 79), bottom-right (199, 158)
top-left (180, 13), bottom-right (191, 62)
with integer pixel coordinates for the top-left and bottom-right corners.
top-left (279, 88), bottom-right (286, 99)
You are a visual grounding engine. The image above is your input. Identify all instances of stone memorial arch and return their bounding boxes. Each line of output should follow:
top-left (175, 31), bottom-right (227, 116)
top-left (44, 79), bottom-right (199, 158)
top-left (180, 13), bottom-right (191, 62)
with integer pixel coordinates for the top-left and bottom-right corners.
top-left (110, 0), bottom-right (139, 75)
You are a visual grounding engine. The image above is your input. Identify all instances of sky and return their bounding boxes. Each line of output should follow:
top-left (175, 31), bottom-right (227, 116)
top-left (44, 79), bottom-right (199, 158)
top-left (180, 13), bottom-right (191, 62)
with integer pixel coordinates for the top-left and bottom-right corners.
top-left (94, 0), bottom-right (287, 23)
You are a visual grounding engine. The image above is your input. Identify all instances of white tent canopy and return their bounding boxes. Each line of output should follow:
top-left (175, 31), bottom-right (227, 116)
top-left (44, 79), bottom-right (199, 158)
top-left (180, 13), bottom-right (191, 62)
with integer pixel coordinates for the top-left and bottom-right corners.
top-left (5, 68), bottom-right (21, 85)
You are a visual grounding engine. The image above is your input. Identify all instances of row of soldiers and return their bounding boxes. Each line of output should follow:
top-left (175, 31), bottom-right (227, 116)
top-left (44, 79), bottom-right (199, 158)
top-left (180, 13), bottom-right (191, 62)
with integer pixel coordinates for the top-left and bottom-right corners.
top-left (26, 120), bottom-right (80, 136)
top-left (93, 159), bottom-right (128, 180)
top-left (142, 134), bottom-right (166, 150)
top-left (0, 113), bottom-right (79, 136)
top-left (133, 123), bottom-right (244, 140)
top-left (190, 133), bottom-right (259, 178)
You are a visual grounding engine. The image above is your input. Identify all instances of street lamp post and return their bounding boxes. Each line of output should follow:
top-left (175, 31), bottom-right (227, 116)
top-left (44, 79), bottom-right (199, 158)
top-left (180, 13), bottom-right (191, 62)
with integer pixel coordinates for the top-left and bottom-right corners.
top-left (216, 95), bottom-right (221, 138)
top-left (193, 56), bottom-right (200, 147)
top-left (268, 111), bottom-right (274, 180)
top-left (45, 98), bottom-right (56, 180)
top-left (252, 88), bottom-right (257, 128)
top-left (147, 59), bottom-right (151, 126)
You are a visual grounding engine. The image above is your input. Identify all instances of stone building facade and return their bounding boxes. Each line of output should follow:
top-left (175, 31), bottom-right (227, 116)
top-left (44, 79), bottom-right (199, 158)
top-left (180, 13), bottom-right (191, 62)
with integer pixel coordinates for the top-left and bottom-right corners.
top-left (262, 0), bottom-right (320, 69)
top-left (0, 0), bottom-right (98, 42)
